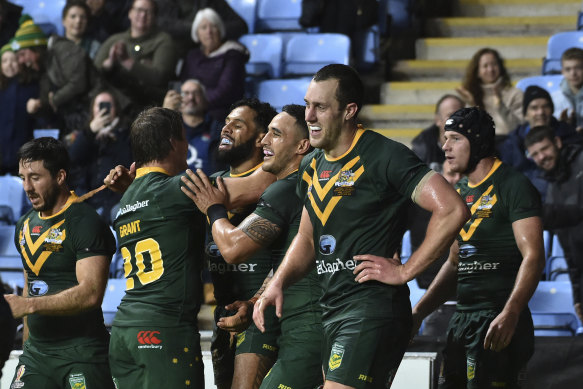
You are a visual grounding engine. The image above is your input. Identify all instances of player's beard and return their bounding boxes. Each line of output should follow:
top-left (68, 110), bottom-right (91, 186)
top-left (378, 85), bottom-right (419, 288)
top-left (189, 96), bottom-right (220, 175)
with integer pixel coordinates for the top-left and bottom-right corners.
top-left (217, 136), bottom-right (257, 167)
top-left (31, 184), bottom-right (60, 213)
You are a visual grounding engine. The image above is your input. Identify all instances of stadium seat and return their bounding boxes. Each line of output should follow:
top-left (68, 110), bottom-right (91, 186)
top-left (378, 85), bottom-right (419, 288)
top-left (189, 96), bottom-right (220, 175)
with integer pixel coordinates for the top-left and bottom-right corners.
top-left (515, 75), bottom-right (564, 94)
top-left (239, 34), bottom-right (283, 78)
top-left (255, 0), bottom-right (302, 32)
top-left (102, 278), bottom-right (126, 328)
top-left (551, 234), bottom-right (565, 258)
top-left (542, 31), bottom-right (583, 74)
top-left (529, 281), bottom-right (582, 336)
top-left (0, 175), bottom-right (26, 225)
top-left (354, 25), bottom-right (380, 71)
top-left (16, 0), bottom-right (67, 36)
top-left (283, 33), bottom-right (350, 77)
top-left (0, 226), bottom-right (19, 257)
top-left (388, 0), bottom-right (413, 30)
top-left (256, 78), bottom-right (310, 111)
top-left (227, 0), bottom-right (257, 33)
top-left (548, 256), bottom-right (569, 281)
top-left (400, 230), bottom-right (411, 263)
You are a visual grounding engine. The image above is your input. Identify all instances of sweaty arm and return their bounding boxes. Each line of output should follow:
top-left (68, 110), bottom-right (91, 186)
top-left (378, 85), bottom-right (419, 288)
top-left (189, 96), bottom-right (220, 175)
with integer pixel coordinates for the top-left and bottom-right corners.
top-left (253, 207), bottom-right (315, 331)
top-left (5, 255), bottom-right (110, 318)
top-left (354, 172), bottom-right (469, 285)
top-left (483, 216), bottom-right (545, 351)
top-left (213, 213), bottom-right (282, 264)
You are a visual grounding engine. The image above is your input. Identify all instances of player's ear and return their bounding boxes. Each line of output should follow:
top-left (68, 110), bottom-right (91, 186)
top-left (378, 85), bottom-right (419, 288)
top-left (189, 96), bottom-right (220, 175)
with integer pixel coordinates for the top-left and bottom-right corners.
top-left (297, 138), bottom-right (311, 155)
top-left (344, 102), bottom-right (358, 121)
top-left (56, 169), bottom-right (67, 185)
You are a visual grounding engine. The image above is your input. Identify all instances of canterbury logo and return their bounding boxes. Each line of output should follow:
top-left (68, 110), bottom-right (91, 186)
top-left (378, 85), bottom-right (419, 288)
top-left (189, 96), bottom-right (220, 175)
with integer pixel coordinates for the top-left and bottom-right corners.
top-left (137, 331), bottom-right (162, 345)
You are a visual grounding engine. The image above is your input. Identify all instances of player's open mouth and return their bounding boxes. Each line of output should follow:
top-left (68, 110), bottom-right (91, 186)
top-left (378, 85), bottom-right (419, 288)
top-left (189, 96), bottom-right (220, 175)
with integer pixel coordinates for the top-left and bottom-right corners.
top-left (263, 149), bottom-right (274, 159)
top-left (309, 125), bottom-right (321, 135)
top-left (219, 137), bottom-right (233, 149)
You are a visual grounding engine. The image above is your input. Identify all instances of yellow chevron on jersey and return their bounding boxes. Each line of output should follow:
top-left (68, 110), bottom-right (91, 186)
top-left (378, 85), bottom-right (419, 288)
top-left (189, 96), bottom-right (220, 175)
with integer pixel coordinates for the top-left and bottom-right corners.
top-left (302, 156), bottom-right (365, 226)
top-left (459, 185), bottom-right (497, 241)
top-left (20, 218), bottom-right (66, 275)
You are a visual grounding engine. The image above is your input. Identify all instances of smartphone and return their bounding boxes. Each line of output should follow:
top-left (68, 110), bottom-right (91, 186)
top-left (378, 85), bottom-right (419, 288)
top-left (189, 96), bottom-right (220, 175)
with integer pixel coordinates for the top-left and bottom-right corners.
top-left (168, 81), bottom-right (182, 93)
top-left (99, 101), bottom-right (112, 115)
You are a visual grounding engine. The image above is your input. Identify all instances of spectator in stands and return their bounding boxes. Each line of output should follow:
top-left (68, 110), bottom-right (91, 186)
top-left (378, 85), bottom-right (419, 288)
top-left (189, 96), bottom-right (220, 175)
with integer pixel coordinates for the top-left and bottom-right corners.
top-left (0, 0), bottom-right (22, 47)
top-left (62, 0), bottom-right (101, 59)
top-left (412, 94), bottom-right (465, 173)
top-left (551, 47), bottom-right (583, 132)
top-left (456, 48), bottom-right (523, 136)
top-left (499, 85), bottom-right (581, 198)
top-left (162, 78), bottom-right (224, 175)
top-left (14, 14), bottom-right (96, 135)
top-left (0, 40), bottom-right (38, 175)
top-left (85, 0), bottom-right (132, 43)
top-left (181, 8), bottom-right (248, 122)
top-left (524, 125), bottom-right (583, 321)
top-left (67, 90), bottom-right (132, 223)
top-left (94, 0), bottom-right (177, 112)
top-left (155, 0), bottom-right (248, 58)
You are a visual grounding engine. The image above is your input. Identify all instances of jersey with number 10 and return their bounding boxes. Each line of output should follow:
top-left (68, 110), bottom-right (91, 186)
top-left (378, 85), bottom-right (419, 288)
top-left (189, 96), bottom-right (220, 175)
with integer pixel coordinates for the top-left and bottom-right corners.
top-left (113, 168), bottom-right (205, 327)
top-left (297, 128), bottom-right (430, 323)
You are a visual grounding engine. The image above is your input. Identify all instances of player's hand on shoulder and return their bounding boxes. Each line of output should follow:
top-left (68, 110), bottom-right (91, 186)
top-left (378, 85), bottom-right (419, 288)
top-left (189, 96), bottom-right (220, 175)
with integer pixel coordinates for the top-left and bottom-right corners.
top-left (217, 300), bottom-right (254, 333)
top-left (104, 163), bottom-right (135, 193)
top-left (181, 169), bottom-right (228, 214)
top-left (353, 254), bottom-right (406, 285)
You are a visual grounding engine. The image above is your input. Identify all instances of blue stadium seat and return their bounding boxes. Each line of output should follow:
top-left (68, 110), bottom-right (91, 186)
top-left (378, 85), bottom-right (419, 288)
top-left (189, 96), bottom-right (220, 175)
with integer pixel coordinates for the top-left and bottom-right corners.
top-left (542, 31), bottom-right (583, 74)
top-left (0, 226), bottom-right (19, 257)
top-left (227, 0), bottom-right (257, 33)
top-left (102, 278), bottom-right (126, 328)
top-left (16, 0), bottom-right (67, 36)
top-left (548, 256), bottom-right (569, 281)
top-left (388, 0), bottom-right (413, 30)
top-left (283, 33), bottom-right (350, 77)
top-left (551, 234), bottom-right (565, 258)
top-left (240, 34), bottom-right (283, 78)
top-left (255, 0), bottom-right (302, 32)
top-left (529, 281), bottom-right (582, 336)
top-left (400, 230), bottom-right (411, 263)
top-left (543, 230), bottom-right (552, 260)
top-left (354, 25), bottom-right (380, 71)
top-left (0, 175), bottom-right (26, 225)
top-left (256, 78), bottom-right (310, 111)
top-left (515, 75), bottom-right (564, 94)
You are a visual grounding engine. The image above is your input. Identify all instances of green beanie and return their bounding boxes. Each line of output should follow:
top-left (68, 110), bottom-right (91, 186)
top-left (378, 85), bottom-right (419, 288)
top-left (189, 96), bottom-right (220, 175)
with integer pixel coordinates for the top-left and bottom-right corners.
top-left (0, 39), bottom-right (14, 56)
top-left (11, 14), bottom-right (48, 51)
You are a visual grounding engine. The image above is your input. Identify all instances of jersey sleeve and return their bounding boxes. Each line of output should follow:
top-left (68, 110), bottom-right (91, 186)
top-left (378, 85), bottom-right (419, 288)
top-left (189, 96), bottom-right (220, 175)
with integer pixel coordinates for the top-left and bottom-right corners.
top-left (379, 138), bottom-right (430, 199)
top-left (68, 205), bottom-right (116, 261)
top-left (254, 178), bottom-right (301, 228)
top-left (503, 170), bottom-right (542, 222)
top-left (296, 151), bottom-right (317, 201)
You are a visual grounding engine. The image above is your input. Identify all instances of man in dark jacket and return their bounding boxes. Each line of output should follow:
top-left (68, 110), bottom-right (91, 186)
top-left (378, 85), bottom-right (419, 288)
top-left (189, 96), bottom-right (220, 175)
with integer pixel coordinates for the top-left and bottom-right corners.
top-left (525, 125), bottom-right (583, 321)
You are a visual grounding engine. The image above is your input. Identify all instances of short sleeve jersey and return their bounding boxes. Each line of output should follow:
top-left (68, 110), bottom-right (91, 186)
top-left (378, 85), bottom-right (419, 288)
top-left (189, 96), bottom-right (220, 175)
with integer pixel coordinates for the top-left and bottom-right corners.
top-left (113, 167), bottom-right (205, 327)
top-left (15, 194), bottom-right (116, 346)
top-left (253, 172), bottom-right (322, 325)
top-left (206, 165), bottom-right (274, 304)
top-left (297, 128), bottom-right (430, 323)
top-left (455, 159), bottom-right (541, 311)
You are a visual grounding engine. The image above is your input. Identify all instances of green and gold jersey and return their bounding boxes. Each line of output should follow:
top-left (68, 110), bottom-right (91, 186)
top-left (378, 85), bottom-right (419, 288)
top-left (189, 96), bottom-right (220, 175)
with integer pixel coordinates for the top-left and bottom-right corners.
top-left (297, 128), bottom-right (430, 323)
top-left (113, 167), bottom-right (205, 327)
top-left (253, 171), bottom-right (322, 326)
top-left (206, 164), bottom-right (274, 304)
top-left (15, 193), bottom-right (115, 346)
top-left (455, 159), bottom-right (541, 311)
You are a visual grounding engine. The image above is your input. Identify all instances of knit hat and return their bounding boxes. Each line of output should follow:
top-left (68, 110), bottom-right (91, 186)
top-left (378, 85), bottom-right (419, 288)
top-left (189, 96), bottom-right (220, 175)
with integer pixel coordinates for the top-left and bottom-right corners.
top-left (11, 15), bottom-right (48, 51)
top-left (0, 39), bottom-right (14, 56)
top-left (522, 85), bottom-right (554, 115)
top-left (444, 107), bottom-right (496, 173)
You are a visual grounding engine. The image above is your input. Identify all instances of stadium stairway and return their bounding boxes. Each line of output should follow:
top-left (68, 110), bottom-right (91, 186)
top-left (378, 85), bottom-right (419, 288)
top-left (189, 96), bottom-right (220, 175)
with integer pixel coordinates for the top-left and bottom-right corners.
top-left (360, 0), bottom-right (580, 147)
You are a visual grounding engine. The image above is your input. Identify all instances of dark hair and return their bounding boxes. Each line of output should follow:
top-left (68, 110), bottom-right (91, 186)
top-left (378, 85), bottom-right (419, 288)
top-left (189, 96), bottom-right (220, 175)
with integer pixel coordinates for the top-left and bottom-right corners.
top-left (230, 98), bottom-right (277, 134)
top-left (313, 64), bottom-right (363, 116)
top-left (524, 125), bottom-right (556, 149)
top-left (282, 104), bottom-right (308, 140)
top-left (132, 0), bottom-right (158, 16)
top-left (462, 48), bottom-right (511, 109)
top-left (561, 47), bottom-right (583, 63)
top-left (62, 0), bottom-right (91, 20)
top-left (130, 107), bottom-right (183, 167)
top-left (435, 94), bottom-right (465, 114)
top-left (17, 137), bottom-right (70, 177)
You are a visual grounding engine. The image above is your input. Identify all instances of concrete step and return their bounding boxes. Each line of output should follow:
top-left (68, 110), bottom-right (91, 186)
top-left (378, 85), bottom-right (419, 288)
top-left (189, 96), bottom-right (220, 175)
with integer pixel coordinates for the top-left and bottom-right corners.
top-left (457, 0), bottom-right (580, 17)
top-left (415, 36), bottom-right (548, 60)
top-left (392, 58), bottom-right (542, 81)
top-left (360, 105), bottom-right (434, 141)
top-left (426, 16), bottom-right (577, 37)
top-left (381, 81), bottom-right (460, 105)
top-left (371, 128), bottom-right (423, 148)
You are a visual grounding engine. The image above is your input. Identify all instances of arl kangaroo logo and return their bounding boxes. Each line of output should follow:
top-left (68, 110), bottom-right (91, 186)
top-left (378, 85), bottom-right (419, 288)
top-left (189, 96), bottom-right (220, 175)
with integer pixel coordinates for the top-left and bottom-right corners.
top-left (137, 331), bottom-right (162, 345)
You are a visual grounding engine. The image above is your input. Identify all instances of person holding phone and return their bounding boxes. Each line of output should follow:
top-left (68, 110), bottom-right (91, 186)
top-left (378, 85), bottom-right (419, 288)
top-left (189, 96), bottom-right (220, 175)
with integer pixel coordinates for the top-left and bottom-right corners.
top-left (66, 90), bottom-right (132, 223)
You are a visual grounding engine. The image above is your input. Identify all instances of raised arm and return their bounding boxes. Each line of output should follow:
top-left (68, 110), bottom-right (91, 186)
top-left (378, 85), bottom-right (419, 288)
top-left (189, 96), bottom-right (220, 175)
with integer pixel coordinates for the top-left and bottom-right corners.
top-left (5, 255), bottom-right (110, 318)
top-left (483, 216), bottom-right (544, 351)
top-left (354, 172), bottom-right (469, 285)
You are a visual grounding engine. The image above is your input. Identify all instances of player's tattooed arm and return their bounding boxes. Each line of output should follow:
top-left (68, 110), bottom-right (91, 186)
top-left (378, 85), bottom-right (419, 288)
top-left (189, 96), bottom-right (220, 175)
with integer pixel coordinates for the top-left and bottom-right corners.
top-left (239, 214), bottom-right (282, 247)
